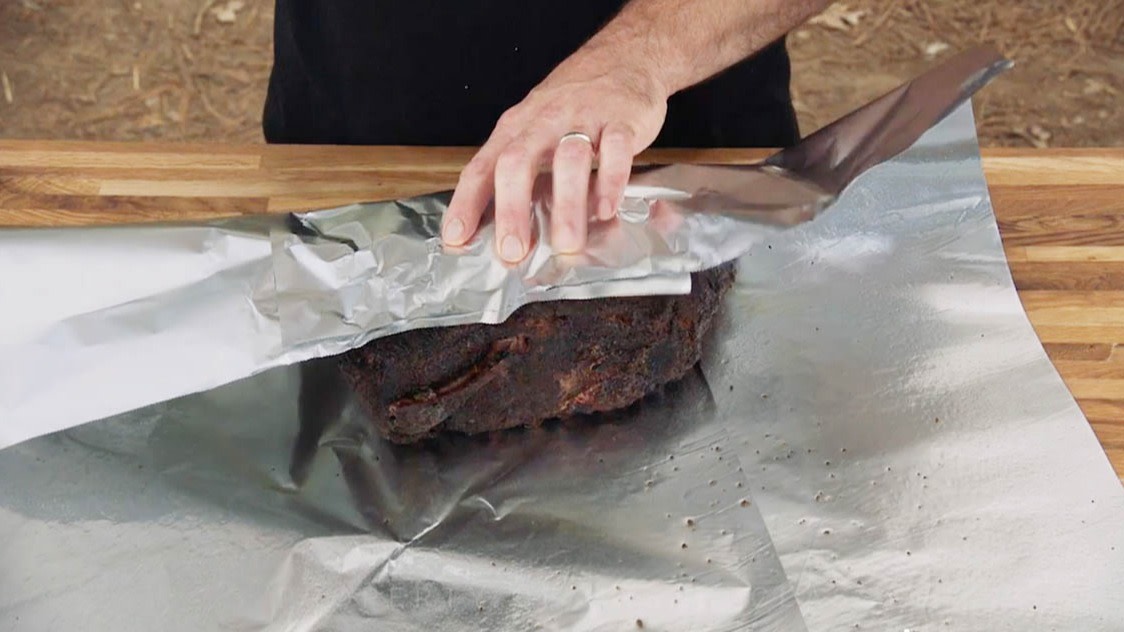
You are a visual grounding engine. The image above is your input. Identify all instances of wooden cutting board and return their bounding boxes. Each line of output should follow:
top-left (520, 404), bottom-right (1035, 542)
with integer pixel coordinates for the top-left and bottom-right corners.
top-left (1, 140), bottom-right (1122, 480)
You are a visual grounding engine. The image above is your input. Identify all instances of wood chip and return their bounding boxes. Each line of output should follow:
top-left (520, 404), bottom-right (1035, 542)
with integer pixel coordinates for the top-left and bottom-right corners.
top-left (132, 65), bottom-right (141, 91)
top-left (1084, 78), bottom-right (1117, 96)
top-left (924, 42), bottom-right (951, 58)
top-left (809, 4), bottom-right (866, 31)
top-left (1014, 124), bottom-right (1052, 149)
top-left (853, 0), bottom-right (900, 47)
top-left (211, 0), bottom-right (245, 24)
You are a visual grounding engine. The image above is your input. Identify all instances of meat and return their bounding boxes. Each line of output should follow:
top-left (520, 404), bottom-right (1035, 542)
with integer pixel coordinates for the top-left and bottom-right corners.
top-left (338, 262), bottom-right (737, 444)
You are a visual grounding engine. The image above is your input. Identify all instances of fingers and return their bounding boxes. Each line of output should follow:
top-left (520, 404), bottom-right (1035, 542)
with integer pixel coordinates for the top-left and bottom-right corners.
top-left (550, 134), bottom-right (595, 253)
top-left (594, 123), bottom-right (636, 221)
top-left (492, 131), bottom-right (557, 263)
top-left (441, 154), bottom-right (494, 246)
top-left (442, 114), bottom-right (523, 246)
top-left (444, 112), bottom-right (642, 261)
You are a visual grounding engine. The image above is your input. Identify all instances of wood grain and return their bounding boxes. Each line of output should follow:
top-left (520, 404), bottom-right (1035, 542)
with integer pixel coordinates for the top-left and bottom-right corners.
top-left (1, 140), bottom-right (1122, 480)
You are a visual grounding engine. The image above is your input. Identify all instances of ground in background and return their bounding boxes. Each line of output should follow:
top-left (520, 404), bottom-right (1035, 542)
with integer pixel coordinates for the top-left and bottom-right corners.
top-left (1, 0), bottom-right (1121, 146)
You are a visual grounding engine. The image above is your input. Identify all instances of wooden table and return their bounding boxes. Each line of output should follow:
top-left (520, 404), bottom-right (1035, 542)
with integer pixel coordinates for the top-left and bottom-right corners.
top-left (1, 141), bottom-right (1122, 480)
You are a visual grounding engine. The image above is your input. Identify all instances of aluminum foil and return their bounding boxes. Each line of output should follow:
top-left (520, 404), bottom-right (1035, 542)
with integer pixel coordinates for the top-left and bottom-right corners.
top-left (274, 46), bottom-right (1013, 358)
top-left (2, 48), bottom-right (1123, 630)
top-left (0, 47), bottom-right (1011, 448)
top-left (704, 103), bottom-right (1124, 629)
top-left (0, 363), bottom-right (805, 631)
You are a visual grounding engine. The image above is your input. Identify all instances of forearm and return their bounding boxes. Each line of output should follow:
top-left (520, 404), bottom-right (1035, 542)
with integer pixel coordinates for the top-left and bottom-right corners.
top-left (569, 0), bottom-right (830, 97)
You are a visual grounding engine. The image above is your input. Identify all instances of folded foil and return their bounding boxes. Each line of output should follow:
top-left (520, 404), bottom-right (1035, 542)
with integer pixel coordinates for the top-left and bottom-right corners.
top-left (275, 46), bottom-right (1012, 356)
top-left (0, 47), bottom-right (1010, 448)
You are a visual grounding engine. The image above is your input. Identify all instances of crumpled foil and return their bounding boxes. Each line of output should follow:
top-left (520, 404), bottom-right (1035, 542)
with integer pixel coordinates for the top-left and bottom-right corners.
top-left (274, 46), bottom-right (1013, 357)
top-left (0, 47), bottom-right (1010, 448)
top-left (2, 48), bottom-right (1123, 629)
top-left (702, 103), bottom-right (1124, 629)
top-left (0, 364), bottom-right (805, 630)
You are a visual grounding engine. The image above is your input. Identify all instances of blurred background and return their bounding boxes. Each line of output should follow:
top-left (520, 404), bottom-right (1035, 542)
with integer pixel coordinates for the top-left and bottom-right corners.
top-left (0, 0), bottom-right (1120, 146)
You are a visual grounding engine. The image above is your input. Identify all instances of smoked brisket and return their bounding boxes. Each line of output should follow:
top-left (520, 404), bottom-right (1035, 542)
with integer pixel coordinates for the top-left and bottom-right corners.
top-left (338, 262), bottom-right (736, 444)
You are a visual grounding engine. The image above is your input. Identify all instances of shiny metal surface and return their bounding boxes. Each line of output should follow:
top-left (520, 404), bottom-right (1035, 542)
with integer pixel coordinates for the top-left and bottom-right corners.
top-left (0, 364), bottom-right (804, 631)
top-left (2, 52), bottom-right (1122, 630)
top-left (703, 104), bottom-right (1124, 629)
top-left (0, 47), bottom-right (1008, 449)
top-left (766, 46), bottom-right (1013, 196)
top-left (0, 217), bottom-right (284, 448)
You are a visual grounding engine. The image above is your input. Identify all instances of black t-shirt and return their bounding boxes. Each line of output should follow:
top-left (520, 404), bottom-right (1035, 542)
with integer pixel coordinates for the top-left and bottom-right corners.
top-left (263, 1), bottom-right (799, 148)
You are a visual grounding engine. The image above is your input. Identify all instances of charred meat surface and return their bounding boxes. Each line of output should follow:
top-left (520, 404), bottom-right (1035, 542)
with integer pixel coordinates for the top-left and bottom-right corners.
top-left (338, 263), bottom-right (737, 443)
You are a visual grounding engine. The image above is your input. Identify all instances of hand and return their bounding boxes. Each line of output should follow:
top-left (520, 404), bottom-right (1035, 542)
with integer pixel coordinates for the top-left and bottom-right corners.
top-left (440, 54), bottom-right (670, 262)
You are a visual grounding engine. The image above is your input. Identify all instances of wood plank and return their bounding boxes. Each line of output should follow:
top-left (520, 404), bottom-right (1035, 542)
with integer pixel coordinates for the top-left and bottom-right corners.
top-left (1004, 245), bottom-right (1027, 262)
top-left (982, 153), bottom-right (1124, 186)
top-left (265, 194), bottom-right (427, 214)
top-left (1090, 424), bottom-right (1124, 451)
top-left (0, 148), bottom-right (260, 170)
top-left (988, 185), bottom-right (1124, 218)
top-left (259, 145), bottom-right (470, 172)
top-left (2, 141), bottom-right (1114, 173)
top-left (257, 144), bottom-right (761, 170)
top-left (998, 214), bottom-right (1124, 247)
top-left (1022, 247), bottom-right (1124, 262)
top-left (0, 166), bottom-right (455, 198)
top-left (0, 144), bottom-right (1119, 228)
top-left (97, 177), bottom-right (427, 199)
top-left (1109, 346), bottom-right (1124, 363)
top-left (1033, 326), bottom-right (1124, 345)
top-left (1105, 450), bottom-right (1124, 473)
top-left (1019, 291), bottom-right (1124, 310)
top-left (1041, 343), bottom-right (1114, 362)
top-left (1008, 262), bottom-right (1124, 291)
top-left (1081, 399), bottom-right (1124, 424)
top-left (1025, 308), bottom-right (1124, 327)
top-left (1065, 379), bottom-right (1124, 401)
top-left (1053, 361), bottom-right (1124, 380)
top-left (0, 194), bottom-right (268, 225)
top-left (0, 173), bottom-right (102, 196)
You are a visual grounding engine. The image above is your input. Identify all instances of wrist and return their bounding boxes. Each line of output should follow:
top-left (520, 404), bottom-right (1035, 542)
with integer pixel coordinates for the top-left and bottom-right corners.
top-left (597, 8), bottom-right (695, 97)
top-left (564, 33), bottom-right (680, 104)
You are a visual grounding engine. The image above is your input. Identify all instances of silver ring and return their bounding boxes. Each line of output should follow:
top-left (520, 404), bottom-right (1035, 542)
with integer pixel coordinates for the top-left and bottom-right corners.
top-left (559, 131), bottom-right (594, 146)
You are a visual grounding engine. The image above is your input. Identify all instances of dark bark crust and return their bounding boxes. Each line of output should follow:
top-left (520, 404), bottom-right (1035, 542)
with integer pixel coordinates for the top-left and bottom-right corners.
top-left (339, 263), bottom-right (736, 444)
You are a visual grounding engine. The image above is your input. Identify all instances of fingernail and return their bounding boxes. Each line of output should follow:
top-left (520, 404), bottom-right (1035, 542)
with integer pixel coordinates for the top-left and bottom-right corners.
top-left (500, 234), bottom-right (524, 262)
top-left (443, 217), bottom-right (465, 243)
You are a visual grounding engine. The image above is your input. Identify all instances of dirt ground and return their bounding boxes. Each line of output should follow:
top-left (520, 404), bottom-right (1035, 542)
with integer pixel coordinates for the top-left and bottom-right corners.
top-left (0, 0), bottom-right (1121, 147)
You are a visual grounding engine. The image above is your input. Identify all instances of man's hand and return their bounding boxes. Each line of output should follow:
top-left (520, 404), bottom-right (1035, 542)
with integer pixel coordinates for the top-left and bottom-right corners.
top-left (441, 53), bottom-right (670, 262)
top-left (441, 0), bottom-right (832, 263)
